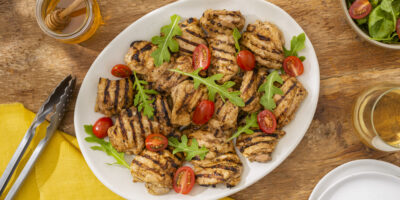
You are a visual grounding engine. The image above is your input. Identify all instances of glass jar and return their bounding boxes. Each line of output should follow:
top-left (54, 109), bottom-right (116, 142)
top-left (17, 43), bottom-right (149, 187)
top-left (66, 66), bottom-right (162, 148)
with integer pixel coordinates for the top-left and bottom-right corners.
top-left (35, 0), bottom-right (102, 44)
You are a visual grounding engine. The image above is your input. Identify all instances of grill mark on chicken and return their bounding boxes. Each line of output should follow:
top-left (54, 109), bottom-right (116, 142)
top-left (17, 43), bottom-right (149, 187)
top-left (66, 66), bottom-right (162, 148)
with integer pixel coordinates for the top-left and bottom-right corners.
top-left (118, 116), bottom-right (127, 139)
top-left (245, 96), bottom-right (256, 105)
top-left (276, 81), bottom-right (298, 107)
top-left (175, 35), bottom-right (200, 47)
top-left (211, 46), bottom-right (235, 54)
top-left (140, 44), bottom-right (153, 52)
top-left (257, 34), bottom-right (270, 41)
top-left (114, 80), bottom-right (120, 110)
top-left (214, 56), bottom-right (234, 63)
top-left (103, 79), bottom-right (110, 104)
top-left (186, 29), bottom-right (203, 39)
top-left (124, 79), bottom-right (129, 108)
top-left (160, 99), bottom-right (172, 126)
top-left (179, 47), bottom-right (193, 54)
top-left (137, 111), bottom-right (144, 135)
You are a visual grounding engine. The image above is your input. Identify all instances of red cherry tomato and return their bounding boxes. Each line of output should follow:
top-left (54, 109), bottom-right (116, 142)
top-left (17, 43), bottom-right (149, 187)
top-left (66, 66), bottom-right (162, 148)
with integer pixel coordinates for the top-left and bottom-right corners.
top-left (283, 56), bottom-right (304, 77)
top-left (257, 110), bottom-right (277, 134)
top-left (111, 64), bottom-right (132, 78)
top-left (192, 100), bottom-right (215, 125)
top-left (93, 117), bottom-right (113, 138)
top-left (349, 0), bottom-right (372, 19)
top-left (396, 18), bottom-right (400, 38)
top-left (173, 166), bottom-right (195, 195)
top-left (237, 50), bottom-right (256, 71)
top-left (145, 134), bottom-right (168, 152)
top-left (193, 44), bottom-right (211, 70)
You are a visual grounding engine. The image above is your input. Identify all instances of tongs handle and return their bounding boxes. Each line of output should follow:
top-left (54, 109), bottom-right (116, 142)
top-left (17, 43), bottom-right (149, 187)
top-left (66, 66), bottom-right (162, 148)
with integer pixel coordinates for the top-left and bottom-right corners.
top-left (0, 126), bottom-right (36, 195)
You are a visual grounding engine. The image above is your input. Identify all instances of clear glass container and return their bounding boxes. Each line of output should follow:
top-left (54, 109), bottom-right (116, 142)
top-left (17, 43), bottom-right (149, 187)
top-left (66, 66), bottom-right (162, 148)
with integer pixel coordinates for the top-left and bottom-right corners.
top-left (352, 83), bottom-right (400, 152)
top-left (35, 0), bottom-right (102, 44)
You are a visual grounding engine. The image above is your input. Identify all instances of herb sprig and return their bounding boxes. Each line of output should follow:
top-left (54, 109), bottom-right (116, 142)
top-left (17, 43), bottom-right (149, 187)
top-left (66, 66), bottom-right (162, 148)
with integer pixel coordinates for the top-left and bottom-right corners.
top-left (233, 28), bottom-right (242, 53)
top-left (283, 33), bottom-right (306, 61)
top-left (170, 69), bottom-right (245, 107)
top-left (133, 71), bottom-right (158, 119)
top-left (168, 135), bottom-right (209, 161)
top-left (84, 125), bottom-right (129, 169)
top-left (258, 70), bottom-right (284, 111)
top-left (151, 14), bottom-right (182, 66)
top-left (228, 113), bottom-right (259, 141)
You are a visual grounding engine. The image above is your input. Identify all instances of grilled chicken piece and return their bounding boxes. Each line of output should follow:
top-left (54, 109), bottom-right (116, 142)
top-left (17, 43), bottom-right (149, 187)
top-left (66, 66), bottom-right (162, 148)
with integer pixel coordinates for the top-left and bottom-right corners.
top-left (170, 80), bottom-right (208, 126)
top-left (176, 17), bottom-right (208, 55)
top-left (240, 20), bottom-right (285, 69)
top-left (95, 77), bottom-right (134, 116)
top-left (208, 96), bottom-right (239, 131)
top-left (273, 75), bottom-right (307, 128)
top-left (189, 129), bottom-right (243, 188)
top-left (131, 149), bottom-right (182, 195)
top-left (124, 41), bottom-right (159, 75)
top-left (148, 55), bottom-right (194, 93)
top-left (240, 68), bottom-right (268, 113)
top-left (108, 95), bottom-right (177, 155)
top-left (236, 129), bottom-right (285, 162)
top-left (125, 40), bottom-right (193, 93)
top-left (200, 9), bottom-right (245, 82)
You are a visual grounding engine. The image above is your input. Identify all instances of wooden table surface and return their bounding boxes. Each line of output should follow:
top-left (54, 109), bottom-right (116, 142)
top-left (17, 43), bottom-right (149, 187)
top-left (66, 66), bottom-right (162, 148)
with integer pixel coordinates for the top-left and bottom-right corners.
top-left (1, 0), bottom-right (400, 199)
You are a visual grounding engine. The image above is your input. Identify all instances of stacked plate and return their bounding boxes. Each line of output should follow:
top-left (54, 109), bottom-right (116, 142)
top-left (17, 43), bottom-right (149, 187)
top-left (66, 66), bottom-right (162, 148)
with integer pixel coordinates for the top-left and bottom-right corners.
top-left (309, 159), bottom-right (400, 200)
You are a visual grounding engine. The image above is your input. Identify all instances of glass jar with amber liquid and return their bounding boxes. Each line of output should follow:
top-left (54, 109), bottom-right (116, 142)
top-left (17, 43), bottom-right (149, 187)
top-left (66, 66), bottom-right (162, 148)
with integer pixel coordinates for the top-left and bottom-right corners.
top-left (352, 83), bottom-right (400, 152)
top-left (35, 0), bottom-right (102, 43)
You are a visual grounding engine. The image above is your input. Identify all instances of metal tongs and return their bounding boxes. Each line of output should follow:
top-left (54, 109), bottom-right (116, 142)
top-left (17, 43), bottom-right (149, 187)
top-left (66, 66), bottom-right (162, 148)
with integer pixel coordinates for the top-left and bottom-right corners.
top-left (0, 75), bottom-right (76, 200)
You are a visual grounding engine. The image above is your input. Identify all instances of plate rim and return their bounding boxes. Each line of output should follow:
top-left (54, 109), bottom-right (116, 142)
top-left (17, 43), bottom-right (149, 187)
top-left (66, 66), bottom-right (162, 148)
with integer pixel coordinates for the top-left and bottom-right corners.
top-left (74, 0), bottom-right (320, 199)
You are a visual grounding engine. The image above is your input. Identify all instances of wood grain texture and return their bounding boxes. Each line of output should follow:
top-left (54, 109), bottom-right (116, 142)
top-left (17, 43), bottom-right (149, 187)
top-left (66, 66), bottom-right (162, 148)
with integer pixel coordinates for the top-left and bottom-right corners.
top-left (1, 0), bottom-right (400, 199)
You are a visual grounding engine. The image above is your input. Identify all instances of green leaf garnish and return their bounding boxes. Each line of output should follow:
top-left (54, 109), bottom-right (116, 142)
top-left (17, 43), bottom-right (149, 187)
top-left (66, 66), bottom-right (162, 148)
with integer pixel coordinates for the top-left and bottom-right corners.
top-left (258, 70), bottom-right (284, 110)
top-left (283, 33), bottom-right (306, 60)
top-left (228, 113), bottom-right (259, 141)
top-left (151, 14), bottom-right (182, 66)
top-left (170, 69), bottom-right (245, 107)
top-left (84, 125), bottom-right (129, 169)
top-left (233, 27), bottom-right (242, 52)
top-left (168, 135), bottom-right (209, 161)
top-left (133, 71), bottom-right (158, 119)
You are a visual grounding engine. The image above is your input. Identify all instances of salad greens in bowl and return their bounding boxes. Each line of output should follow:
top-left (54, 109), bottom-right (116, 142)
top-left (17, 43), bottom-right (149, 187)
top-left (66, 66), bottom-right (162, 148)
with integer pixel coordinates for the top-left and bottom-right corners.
top-left (342, 0), bottom-right (400, 48)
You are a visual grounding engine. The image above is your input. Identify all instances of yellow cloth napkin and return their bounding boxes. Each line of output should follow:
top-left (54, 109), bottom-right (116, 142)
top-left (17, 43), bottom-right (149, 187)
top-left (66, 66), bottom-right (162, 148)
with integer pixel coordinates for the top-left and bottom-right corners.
top-left (0, 103), bottom-right (123, 200)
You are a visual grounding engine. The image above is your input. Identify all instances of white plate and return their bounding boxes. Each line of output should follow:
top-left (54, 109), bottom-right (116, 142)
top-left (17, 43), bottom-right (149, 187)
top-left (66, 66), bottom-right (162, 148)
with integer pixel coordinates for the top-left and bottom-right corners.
top-left (309, 159), bottom-right (400, 200)
top-left (74, 0), bottom-right (320, 199)
top-left (319, 171), bottom-right (400, 200)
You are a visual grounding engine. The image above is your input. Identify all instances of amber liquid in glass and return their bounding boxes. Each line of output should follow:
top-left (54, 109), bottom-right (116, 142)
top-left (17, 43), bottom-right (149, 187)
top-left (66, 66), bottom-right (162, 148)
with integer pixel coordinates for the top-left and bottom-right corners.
top-left (372, 89), bottom-right (400, 148)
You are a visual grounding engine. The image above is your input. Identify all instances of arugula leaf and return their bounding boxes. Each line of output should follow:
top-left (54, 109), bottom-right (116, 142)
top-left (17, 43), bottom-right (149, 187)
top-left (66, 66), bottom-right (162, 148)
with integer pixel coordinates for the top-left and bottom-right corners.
top-left (283, 33), bottom-right (306, 61)
top-left (84, 125), bottom-right (129, 169)
top-left (233, 28), bottom-right (242, 52)
top-left (168, 135), bottom-right (209, 161)
top-left (228, 113), bottom-right (259, 141)
top-left (170, 69), bottom-right (245, 107)
top-left (133, 71), bottom-right (158, 119)
top-left (258, 70), bottom-right (284, 110)
top-left (151, 14), bottom-right (182, 66)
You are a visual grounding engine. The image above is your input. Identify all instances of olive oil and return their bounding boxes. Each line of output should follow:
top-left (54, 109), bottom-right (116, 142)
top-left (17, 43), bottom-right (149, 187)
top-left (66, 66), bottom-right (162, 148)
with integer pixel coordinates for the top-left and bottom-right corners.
top-left (372, 89), bottom-right (400, 148)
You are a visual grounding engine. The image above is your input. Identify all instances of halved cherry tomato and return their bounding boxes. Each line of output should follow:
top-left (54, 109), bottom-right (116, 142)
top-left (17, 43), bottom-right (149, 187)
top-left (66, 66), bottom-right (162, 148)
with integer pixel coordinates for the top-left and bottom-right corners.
top-left (193, 44), bottom-right (211, 70)
top-left (173, 166), bottom-right (195, 195)
top-left (145, 134), bottom-right (168, 152)
top-left (257, 110), bottom-right (277, 134)
top-left (349, 0), bottom-right (372, 19)
top-left (237, 50), bottom-right (256, 71)
top-left (396, 18), bottom-right (400, 38)
top-left (93, 117), bottom-right (113, 138)
top-left (111, 64), bottom-right (132, 78)
top-left (192, 100), bottom-right (215, 125)
top-left (283, 56), bottom-right (304, 77)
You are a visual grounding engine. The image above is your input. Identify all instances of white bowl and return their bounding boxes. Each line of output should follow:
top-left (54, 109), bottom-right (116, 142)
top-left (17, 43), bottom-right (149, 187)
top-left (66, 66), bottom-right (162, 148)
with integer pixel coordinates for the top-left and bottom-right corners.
top-left (74, 0), bottom-right (320, 199)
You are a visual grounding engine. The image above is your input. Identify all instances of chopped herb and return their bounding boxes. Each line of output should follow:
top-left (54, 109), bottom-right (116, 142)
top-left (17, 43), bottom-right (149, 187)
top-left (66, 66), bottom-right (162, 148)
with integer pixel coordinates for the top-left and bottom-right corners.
top-left (133, 71), bottom-right (158, 119)
top-left (168, 135), bottom-right (209, 161)
top-left (228, 113), bottom-right (259, 141)
top-left (233, 27), bottom-right (242, 52)
top-left (151, 14), bottom-right (182, 66)
top-left (258, 70), bottom-right (284, 110)
top-left (84, 125), bottom-right (129, 169)
top-left (170, 69), bottom-right (245, 107)
top-left (283, 33), bottom-right (306, 61)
